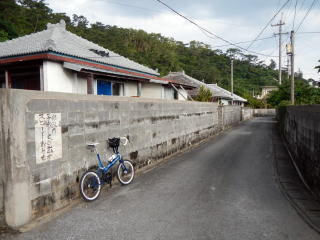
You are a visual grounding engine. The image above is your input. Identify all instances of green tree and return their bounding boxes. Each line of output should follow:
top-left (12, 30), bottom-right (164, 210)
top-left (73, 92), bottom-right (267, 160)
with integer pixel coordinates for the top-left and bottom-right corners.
top-left (267, 78), bottom-right (320, 107)
top-left (196, 86), bottom-right (212, 102)
top-left (243, 93), bottom-right (266, 108)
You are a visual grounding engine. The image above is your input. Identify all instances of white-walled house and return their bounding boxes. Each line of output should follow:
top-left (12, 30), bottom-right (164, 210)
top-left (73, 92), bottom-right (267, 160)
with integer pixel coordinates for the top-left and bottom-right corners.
top-left (164, 71), bottom-right (247, 105)
top-left (0, 20), bottom-right (192, 100)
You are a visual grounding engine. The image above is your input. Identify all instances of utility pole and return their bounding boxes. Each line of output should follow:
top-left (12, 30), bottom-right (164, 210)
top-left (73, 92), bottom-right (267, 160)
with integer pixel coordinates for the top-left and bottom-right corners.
top-left (231, 59), bottom-right (234, 105)
top-left (271, 14), bottom-right (285, 84)
top-left (286, 53), bottom-right (290, 79)
top-left (290, 30), bottom-right (295, 105)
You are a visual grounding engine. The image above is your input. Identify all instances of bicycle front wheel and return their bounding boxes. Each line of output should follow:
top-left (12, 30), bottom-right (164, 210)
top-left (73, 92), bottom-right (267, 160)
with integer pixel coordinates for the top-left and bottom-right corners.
top-left (117, 160), bottom-right (135, 185)
top-left (80, 171), bottom-right (101, 201)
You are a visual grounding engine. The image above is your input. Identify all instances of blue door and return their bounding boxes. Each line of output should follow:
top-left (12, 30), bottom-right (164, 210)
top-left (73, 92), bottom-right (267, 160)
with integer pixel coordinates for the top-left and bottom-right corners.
top-left (97, 80), bottom-right (112, 95)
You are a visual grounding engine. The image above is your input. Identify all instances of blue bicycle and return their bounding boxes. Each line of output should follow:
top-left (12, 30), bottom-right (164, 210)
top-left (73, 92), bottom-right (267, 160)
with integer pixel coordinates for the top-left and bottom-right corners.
top-left (80, 137), bottom-right (135, 201)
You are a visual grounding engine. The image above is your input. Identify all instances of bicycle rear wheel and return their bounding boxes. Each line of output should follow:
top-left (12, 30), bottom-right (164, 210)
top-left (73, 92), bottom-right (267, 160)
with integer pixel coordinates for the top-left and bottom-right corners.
top-left (117, 160), bottom-right (134, 185)
top-left (80, 171), bottom-right (101, 201)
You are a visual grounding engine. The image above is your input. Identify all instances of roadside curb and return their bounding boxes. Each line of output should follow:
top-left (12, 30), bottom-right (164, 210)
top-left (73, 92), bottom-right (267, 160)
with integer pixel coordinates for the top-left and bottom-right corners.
top-left (272, 124), bottom-right (320, 234)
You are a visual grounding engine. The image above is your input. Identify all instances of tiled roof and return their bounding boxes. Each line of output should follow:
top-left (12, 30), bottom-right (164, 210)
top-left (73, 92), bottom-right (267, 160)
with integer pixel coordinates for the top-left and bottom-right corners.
top-left (163, 71), bottom-right (200, 88)
top-left (164, 71), bottom-right (247, 102)
top-left (0, 20), bottom-right (159, 76)
top-left (207, 84), bottom-right (247, 102)
top-left (164, 71), bottom-right (234, 100)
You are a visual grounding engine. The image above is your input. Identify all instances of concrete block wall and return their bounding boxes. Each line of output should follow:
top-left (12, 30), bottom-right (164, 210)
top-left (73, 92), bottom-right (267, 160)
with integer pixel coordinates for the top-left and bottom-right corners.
top-left (242, 108), bottom-right (253, 121)
top-left (253, 108), bottom-right (276, 116)
top-left (277, 105), bottom-right (320, 196)
top-left (223, 105), bottom-right (242, 127)
top-left (0, 89), bottom-right (249, 228)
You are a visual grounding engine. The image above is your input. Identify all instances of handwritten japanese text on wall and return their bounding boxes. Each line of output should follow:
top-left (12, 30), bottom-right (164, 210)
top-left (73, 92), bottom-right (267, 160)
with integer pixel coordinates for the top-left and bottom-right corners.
top-left (35, 113), bottom-right (62, 164)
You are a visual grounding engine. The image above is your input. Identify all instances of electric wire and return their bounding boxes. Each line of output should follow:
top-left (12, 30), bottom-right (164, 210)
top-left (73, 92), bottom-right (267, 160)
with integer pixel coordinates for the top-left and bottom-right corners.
top-left (281, 0), bottom-right (294, 25)
top-left (292, 0), bottom-right (298, 29)
top-left (155, 0), bottom-right (278, 57)
top-left (297, 0), bottom-right (307, 12)
top-left (295, 0), bottom-right (317, 32)
top-left (246, 0), bottom-right (291, 50)
top-left (211, 36), bottom-right (275, 48)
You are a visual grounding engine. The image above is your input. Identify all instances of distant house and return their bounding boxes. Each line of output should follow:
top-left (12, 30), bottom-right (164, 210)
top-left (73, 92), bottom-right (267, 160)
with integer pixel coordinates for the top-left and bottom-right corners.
top-left (257, 86), bottom-right (279, 99)
top-left (164, 71), bottom-right (247, 106)
top-left (207, 83), bottom-right (247, 106)
top-left (0, 20), bottom-right (190, 100)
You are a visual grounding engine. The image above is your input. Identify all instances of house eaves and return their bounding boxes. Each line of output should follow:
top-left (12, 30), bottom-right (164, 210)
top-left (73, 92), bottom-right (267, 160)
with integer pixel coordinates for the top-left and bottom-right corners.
top-left (63, 62), bottom-right (152, 82)
top-left (0, 20), bottom-right (160, 77)
top-left (0, 52), bottom-right (174, 85)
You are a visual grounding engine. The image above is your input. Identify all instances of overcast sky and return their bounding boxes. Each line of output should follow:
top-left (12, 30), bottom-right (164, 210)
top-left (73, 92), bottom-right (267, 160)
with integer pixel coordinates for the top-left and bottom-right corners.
top-left (46, 0), bottom-right (320, 81)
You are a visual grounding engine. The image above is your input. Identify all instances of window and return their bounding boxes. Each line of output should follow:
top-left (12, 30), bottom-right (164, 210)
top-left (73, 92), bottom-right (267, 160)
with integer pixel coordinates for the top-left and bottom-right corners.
top-left (8, 67), bottom-right (40, 90)
top-left (97, 79), bottom-right (124, 96)
top-left (112, 82), bottom-right (124, 96)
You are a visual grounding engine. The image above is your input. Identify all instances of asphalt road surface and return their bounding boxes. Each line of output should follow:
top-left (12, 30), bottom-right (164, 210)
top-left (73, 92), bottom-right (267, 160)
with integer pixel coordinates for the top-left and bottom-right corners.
top-left (3, 117), bottom-right (319, 240)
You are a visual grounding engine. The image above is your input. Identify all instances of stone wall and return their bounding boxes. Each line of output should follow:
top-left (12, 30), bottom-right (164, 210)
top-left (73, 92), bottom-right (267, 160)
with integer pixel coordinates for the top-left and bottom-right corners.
top-left (253, 108), bottom-right (276, 116)
top-left (277, 105), bottom-right (320, 196)
top-left (0, 89), bottom-right (249, 227)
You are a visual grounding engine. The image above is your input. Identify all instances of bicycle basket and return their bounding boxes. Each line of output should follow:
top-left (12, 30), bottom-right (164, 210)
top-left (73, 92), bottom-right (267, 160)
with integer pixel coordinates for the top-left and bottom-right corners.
top-left (108, 138), bottom-right (120, 148)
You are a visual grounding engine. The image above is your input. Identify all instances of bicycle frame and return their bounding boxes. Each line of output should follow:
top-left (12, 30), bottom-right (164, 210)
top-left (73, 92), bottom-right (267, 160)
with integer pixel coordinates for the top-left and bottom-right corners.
top-left (91, 145), bottom-right (127, 182)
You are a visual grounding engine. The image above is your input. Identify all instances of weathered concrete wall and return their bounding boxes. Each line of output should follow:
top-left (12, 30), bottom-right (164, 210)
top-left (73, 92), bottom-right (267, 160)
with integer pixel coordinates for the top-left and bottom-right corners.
top-left (277, 105), bottom-right (320, 196)
top-left (223, 105), bottom-right (242, 127)
top-left (0, 89), bottom-right (250, 228)
top-left (253, 108), bottom-right (276, 116)
top-left (242, 108), bottom-right (253, 121)
top-left (0, 94), bottom-right (4, 225)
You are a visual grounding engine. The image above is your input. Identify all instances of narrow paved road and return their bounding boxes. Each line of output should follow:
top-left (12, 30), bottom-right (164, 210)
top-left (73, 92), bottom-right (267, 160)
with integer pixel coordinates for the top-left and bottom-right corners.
top-left (3, 117), bottom-right (319, 240)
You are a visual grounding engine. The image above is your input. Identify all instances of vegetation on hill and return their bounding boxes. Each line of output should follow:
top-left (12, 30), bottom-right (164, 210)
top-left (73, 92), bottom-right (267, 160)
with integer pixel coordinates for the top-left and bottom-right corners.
top-left (1, 0), bottom-right (319, 107)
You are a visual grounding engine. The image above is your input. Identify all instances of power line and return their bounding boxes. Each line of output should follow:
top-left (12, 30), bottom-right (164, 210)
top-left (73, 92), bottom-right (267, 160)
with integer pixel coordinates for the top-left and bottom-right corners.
top-left (281, 0), bottom-right (294, 25)
top-left (246, 0), bottom-right (291, 50)
top-left (295, 0), bottom-right (317, 32)
top-left (292, 0), bottom-right (298, 29)
top-left (211, 36), bottom-right (275, 48)
top-left (155, 0), bottom-right (278, 57)
top-left (297, 0), bottom-right (307, 12)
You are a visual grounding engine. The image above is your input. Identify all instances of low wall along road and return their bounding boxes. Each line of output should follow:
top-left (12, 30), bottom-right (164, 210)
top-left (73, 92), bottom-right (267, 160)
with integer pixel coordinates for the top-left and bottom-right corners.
top-left (0, 89), bottom-right (254, 228)
top-left (277, 105), bottom-right (320, 197)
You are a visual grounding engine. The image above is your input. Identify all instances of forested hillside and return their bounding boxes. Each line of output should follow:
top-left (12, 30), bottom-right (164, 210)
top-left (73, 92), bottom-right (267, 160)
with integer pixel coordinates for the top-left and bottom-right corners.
top-left (1, 0), bottom-right (312, 102)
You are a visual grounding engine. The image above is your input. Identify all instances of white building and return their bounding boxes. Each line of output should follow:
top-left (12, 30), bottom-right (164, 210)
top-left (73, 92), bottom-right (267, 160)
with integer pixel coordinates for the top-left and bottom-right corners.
top-left (0, 20), bottom-right (191, 100)
top-left (164, 71), bottom-right (247, 106)
top-left (256, 86), bottom-right (279, 99)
